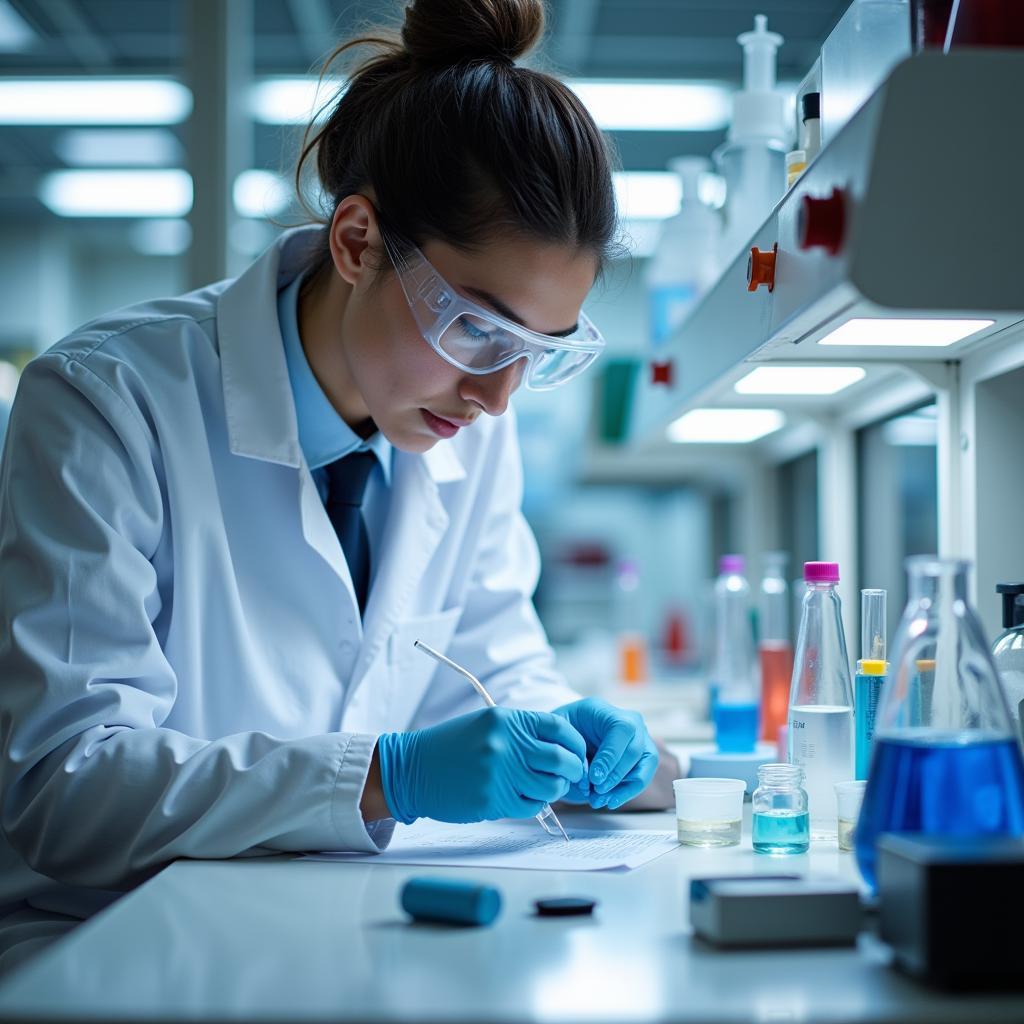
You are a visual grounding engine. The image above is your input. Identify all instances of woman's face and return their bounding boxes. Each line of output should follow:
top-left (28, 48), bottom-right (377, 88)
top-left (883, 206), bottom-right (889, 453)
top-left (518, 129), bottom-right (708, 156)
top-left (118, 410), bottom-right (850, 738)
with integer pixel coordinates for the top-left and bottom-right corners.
top-left (321, 204), bottom-right (599, 453)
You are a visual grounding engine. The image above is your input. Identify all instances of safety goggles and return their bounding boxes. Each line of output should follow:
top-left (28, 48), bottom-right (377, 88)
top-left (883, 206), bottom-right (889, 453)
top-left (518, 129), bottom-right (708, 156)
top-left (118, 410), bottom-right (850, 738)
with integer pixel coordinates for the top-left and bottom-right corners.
top-left (379, 225), bottom-right (605, 391)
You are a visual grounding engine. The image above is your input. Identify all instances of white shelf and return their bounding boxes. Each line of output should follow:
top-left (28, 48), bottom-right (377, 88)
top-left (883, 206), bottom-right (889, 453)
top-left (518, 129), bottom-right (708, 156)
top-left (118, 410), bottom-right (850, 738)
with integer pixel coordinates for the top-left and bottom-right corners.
top-left (629, 50), bottom-right (1024, 447)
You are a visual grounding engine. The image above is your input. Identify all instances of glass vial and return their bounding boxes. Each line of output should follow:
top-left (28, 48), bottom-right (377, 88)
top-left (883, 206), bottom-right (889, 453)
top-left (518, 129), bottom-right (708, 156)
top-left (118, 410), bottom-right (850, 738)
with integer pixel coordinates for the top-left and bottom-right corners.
top-left (752, 763), bottom-right (810, 854)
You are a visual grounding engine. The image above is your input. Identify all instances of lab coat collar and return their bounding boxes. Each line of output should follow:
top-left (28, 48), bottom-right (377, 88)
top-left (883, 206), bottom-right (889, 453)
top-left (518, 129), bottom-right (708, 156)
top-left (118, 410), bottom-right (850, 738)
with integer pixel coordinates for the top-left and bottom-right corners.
top-left (217, 226), bottom-right (468, 487)
top-left (217, 227), bottom-right (322, 468)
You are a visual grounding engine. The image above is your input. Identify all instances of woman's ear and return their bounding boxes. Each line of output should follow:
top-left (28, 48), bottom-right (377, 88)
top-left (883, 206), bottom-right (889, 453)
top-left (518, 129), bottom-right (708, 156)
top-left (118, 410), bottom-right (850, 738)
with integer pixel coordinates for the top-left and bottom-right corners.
top-left (328, 195), bottom-right (383, 287)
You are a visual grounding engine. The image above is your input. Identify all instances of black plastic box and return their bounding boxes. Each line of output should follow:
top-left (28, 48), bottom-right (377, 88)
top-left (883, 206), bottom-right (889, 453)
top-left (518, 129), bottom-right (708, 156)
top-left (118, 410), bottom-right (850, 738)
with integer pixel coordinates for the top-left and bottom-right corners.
top-left (877, 833), bottom-right (1024, 990)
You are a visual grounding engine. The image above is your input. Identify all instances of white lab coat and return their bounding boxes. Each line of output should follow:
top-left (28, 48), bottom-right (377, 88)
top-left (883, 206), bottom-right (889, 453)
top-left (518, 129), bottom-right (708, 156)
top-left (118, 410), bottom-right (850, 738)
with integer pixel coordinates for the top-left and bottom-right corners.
top-left (0, 226), bottom-right (579, 923)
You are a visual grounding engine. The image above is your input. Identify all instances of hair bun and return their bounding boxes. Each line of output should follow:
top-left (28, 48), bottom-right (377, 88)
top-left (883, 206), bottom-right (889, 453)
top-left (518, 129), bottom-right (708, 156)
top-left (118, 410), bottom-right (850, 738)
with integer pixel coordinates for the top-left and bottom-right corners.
top-left (401, 0), bottom-right (544, 68)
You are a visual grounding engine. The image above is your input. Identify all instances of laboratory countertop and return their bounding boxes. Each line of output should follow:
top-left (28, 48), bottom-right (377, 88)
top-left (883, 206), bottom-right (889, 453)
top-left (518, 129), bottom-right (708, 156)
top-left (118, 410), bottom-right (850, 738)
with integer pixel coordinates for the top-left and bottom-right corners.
top-left (1, 809), bottom-right (1023, 1024)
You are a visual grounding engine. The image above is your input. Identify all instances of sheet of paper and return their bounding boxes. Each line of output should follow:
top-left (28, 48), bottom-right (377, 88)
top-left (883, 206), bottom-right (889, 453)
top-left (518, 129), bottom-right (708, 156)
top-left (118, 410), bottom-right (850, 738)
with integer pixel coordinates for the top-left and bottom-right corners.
top-left (304, 821), bottom-right (677, 872)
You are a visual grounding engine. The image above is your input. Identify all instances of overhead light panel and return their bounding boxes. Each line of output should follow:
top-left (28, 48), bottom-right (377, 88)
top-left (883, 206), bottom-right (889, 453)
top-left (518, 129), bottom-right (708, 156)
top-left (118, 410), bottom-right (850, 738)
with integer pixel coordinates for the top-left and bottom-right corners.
top-left (613, 172), bottom-right (680, 220)
top-left (233, 170), bottom-right (292, 219)
top-left (734, 366), bottom-right (866, 395)
top-left (818, 317), bottom-right (994, 348)
top-left (667, 408), bottom-right (786, 444)
top-left (251, 77), bottom-right (731, 132)
top-left (567, 81), bottom-right (731, 131)
top-left (54, 129), bottom-right (183, 167)
top-left (38, 170), bottom-right (192, 217)
top-left (0, 79), bottom-right (191, 125)
top-left (251, 77), bottom-right (346, 124)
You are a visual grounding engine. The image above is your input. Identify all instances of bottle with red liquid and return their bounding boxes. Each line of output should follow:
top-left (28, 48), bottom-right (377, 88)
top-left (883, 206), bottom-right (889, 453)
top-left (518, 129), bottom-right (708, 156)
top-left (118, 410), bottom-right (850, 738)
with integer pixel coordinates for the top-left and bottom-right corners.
top-left (759, 552), bottom-right (794, 745)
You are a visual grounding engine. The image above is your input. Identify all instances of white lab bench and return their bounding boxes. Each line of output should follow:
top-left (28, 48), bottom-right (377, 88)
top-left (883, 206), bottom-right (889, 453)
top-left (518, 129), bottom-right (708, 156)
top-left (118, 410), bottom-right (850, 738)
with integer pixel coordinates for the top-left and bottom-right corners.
top-left (0, 808), bottom-right (1022, 1023)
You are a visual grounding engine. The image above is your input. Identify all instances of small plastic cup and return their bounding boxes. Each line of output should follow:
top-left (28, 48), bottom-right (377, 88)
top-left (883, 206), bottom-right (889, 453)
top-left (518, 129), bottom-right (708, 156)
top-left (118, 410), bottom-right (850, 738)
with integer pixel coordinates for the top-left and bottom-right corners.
top-left (834, 780), bottom-right (866, 852)
top-left (673, 777), bottom-right (745, 848)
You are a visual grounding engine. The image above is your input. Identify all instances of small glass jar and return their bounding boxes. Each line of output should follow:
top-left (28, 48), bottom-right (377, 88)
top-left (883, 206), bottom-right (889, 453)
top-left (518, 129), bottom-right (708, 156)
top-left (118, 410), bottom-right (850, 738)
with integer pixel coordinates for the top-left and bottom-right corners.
top-left (752, 763), bottom-right (810, 855)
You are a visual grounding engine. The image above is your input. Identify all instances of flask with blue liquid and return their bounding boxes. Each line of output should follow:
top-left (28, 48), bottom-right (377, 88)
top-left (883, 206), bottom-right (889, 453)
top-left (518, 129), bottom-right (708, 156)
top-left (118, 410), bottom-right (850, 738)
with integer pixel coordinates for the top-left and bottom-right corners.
top-left (711, 555), bottom-right (760, 752)
top-left (855, 557), bottom-right (1024, 893)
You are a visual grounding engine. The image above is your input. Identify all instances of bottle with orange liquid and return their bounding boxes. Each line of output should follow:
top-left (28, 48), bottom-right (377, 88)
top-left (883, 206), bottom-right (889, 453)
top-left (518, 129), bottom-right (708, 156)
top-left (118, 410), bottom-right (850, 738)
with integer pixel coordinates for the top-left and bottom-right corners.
top-left (759, 552), bottom-right (794, 745)
top-left (615, 559), bottom-right (647, 685)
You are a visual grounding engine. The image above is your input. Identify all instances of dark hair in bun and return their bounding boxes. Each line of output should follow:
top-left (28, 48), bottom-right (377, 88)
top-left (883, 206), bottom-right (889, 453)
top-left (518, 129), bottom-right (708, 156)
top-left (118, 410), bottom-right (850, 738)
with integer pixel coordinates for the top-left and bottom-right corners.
top-left (295, 0), bottom-right (621, 277)
top-left (402, 0), bottom-right (543, 67)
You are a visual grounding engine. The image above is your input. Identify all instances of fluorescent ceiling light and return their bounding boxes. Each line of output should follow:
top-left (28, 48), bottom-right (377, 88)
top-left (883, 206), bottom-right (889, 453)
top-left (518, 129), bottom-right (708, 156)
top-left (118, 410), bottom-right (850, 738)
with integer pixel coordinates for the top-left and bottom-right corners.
top-left (38, 170), bottom-right (192, 217)
top-left (818, 317), bottom-right (994, 348)
top-left (567, 81), bottom-right (730, 131)
top-left (734, 365), bottom-right (866, 396)
top-left (0, 78), bottom-right (191, 125)
top-left (251, 76), bottom-right (346, 124)
top-left (129, 219), bottom-right (192, 256)
top-left (667, 408), bottom-right (786, 444)
top-left (251, 76), bottom-right (731, 132)
top-left (613, 172), bottom-right (680, 220)
top-left (54, 129), bottom-right (183, 167)
top-left (233, 170), bottom-right (292, 219)
top-left (0, 0), bottom-right (35, 52)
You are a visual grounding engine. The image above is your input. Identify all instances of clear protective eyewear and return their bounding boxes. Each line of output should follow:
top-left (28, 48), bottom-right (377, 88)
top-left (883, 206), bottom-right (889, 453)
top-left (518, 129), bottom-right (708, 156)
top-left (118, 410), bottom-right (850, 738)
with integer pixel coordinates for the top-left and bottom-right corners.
top-left (379, 224), bottom-right (605, 391)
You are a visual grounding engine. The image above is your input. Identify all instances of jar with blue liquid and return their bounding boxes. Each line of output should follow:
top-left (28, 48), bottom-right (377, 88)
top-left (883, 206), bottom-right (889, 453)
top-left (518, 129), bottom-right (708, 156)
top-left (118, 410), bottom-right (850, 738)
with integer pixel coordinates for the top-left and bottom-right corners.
top-left (752, 763), bottom-right (810, 854)
top-left (855, 557), bottom-right (1024, 893)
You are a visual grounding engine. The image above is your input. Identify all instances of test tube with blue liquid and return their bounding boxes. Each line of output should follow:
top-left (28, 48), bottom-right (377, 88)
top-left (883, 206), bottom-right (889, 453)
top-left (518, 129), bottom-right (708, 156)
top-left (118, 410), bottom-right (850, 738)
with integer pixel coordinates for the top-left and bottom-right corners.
top-left (854, 589), bottom-right (886, 780)
top-left (711, 555), bottom-right (760, 753)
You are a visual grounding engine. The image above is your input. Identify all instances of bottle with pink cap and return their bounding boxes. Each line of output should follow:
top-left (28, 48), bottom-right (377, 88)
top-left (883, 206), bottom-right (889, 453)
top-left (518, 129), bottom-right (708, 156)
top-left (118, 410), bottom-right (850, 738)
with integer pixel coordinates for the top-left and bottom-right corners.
top-left (787, 561), bottom-right (854, 839)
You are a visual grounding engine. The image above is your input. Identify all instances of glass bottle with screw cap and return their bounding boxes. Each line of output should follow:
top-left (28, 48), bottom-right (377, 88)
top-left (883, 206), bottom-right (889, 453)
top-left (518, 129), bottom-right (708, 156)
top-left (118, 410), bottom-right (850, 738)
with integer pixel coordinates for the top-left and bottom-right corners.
top-left (788, 561), bottom-right (854, 840)
top-left (752, 763), bottom-right (810, 854)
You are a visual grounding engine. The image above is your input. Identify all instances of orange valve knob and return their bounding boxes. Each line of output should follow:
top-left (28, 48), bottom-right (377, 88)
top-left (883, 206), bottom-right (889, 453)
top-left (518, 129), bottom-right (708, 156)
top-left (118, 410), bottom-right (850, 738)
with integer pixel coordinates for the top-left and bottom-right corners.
top-left (747, 244), bottom-right (777, 292)
top-left (798, 188), bottom-right (846, 255)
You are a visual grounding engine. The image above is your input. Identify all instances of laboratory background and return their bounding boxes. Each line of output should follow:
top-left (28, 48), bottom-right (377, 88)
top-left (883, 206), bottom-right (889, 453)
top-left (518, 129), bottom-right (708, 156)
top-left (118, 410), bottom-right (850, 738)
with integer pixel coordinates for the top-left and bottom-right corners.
top-left (1, 0), bottom-right (1024, 1020)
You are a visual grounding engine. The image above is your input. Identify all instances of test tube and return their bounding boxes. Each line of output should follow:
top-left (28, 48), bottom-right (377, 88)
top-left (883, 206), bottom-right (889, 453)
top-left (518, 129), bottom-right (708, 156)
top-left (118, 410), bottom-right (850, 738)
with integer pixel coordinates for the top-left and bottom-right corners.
top-left (855, 590), bottom-right (887, 779)
top-left (861, 590), bottom-right (887, 667)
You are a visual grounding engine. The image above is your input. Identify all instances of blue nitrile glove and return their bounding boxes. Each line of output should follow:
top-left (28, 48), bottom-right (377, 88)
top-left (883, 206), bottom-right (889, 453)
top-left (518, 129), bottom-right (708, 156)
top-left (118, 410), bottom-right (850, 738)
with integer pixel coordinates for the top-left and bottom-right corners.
top-left (377, 707), bottom-right (588, 825)
top-left (552, 698), bottom-right (659, 810)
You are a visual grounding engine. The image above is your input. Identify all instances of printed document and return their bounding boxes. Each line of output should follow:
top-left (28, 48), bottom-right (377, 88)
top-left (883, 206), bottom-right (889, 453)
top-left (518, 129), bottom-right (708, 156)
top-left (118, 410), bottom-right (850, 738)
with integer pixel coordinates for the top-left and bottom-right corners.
top-left (304, 821), bottom-right (677, 871)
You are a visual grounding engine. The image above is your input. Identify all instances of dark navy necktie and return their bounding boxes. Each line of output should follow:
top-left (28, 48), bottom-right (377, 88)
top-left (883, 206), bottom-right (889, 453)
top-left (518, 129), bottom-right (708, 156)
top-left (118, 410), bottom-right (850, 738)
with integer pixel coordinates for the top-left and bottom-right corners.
top-left (324, 451), bottom-right (376, 615)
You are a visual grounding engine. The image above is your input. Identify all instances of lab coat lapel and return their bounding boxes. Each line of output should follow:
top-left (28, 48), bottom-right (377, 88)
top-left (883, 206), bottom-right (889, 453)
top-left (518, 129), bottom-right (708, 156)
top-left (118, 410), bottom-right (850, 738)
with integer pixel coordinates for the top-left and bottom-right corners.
top-left (349, 442), bottom-right (464, 690)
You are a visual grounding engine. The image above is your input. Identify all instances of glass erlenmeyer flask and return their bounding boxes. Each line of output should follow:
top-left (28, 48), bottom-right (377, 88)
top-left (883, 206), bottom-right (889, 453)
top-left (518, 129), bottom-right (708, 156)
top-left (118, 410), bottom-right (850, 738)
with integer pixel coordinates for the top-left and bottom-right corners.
top-left (855, 557), bottom-right (1024, 892)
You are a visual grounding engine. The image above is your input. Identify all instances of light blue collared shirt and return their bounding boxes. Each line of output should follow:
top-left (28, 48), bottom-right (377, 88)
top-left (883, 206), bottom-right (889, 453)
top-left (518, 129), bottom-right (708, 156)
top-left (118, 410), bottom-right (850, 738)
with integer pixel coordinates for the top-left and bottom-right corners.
top-left (278, 271), bottom-right (392, 569)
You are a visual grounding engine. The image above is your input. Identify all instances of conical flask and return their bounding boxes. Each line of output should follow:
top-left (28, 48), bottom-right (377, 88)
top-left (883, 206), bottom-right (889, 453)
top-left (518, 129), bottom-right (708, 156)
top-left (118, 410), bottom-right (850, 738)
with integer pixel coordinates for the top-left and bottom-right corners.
top-left (855, 558), bottom-right (1024, 892)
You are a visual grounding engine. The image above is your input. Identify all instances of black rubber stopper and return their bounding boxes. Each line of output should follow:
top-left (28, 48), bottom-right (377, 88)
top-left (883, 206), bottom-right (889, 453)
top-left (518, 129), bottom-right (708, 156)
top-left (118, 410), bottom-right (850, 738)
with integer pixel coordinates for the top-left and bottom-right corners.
top-left (535, 897), bottom-right (597, 917)
top-left (996, 583), bottom-right (1024, 629)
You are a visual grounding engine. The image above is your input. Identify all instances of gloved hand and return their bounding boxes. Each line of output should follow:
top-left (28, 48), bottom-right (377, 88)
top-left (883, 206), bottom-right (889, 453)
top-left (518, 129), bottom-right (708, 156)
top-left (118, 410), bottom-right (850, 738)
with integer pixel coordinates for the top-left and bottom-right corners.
top-left (377, 707), bottom-right (588, 825)
top-left (552, 698), bottom-right (659, 810)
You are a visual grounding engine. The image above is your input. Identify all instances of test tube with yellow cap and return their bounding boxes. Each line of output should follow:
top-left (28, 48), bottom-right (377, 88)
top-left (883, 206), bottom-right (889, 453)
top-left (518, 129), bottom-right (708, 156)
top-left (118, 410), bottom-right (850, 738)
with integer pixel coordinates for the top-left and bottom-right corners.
top-left (855, 589), bottom-right (887, 779)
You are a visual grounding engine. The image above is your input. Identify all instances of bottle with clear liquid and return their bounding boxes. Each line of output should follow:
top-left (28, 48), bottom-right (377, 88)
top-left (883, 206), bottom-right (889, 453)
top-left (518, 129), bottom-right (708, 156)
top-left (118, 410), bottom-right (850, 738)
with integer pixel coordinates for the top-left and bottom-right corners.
top-left (993, 583), bottom-right (1024, 747)
top-left (711, 554), bottom-right (760, 752)
top-left (787, 561), bottom-right (854, 840)
top-left (759, 552), bottom-right (794, 745)
top-left (855, 558), bottom-right (1024, 893)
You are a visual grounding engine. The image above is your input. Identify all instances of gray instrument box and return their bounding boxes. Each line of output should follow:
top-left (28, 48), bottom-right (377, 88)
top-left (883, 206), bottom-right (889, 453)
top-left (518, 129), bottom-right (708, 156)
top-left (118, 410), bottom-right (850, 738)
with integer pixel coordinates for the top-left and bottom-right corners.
top-left (689, 875), bottom-right (862, 948)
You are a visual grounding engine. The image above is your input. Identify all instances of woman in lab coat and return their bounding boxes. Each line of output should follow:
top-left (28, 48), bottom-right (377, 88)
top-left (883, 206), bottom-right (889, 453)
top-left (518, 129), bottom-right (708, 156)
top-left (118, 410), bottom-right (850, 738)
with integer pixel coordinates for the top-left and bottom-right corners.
top-left (0, 0), bottom-right (661, 972)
